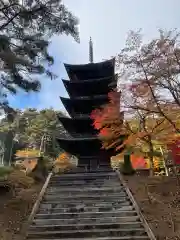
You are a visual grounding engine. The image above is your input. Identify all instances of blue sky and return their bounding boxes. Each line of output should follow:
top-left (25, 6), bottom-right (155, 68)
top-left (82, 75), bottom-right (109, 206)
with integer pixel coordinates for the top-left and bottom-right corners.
top-left (8, 0), bottom-right (180, 113)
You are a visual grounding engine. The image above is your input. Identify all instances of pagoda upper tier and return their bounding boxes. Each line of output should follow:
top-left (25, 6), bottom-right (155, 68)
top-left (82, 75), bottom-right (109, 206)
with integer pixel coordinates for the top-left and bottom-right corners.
top-left (62, 74), bottom-right (117, 98)
top-left (60, 95), bottom-right (109, 117)
top-left (64, 58), bottom-right (115, 81)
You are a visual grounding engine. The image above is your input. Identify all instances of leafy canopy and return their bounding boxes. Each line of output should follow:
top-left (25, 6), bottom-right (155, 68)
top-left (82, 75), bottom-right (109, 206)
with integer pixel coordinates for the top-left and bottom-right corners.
top-left (0, 0), bottom-right (79, 114)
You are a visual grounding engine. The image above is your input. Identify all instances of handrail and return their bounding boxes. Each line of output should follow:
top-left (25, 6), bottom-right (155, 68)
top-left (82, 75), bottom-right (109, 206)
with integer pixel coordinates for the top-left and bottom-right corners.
top-left (116, 170), bottom-right (156, 240)
top-left (22, 172), bottom-right (53, 240)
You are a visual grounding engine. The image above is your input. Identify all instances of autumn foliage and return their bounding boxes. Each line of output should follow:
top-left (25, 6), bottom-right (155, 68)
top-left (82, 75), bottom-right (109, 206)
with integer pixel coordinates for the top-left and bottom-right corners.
top-left (54, 152), bottom-right (73, 173)
top-left (90, 90), bottom-right (125, 151)
top-left (15, 149), bottom-right (40, 173)
top-left (91, 86), bottom-right (180, 175)
top-left (167, 135), bottom-right (180, 165)
top-left (15, 149), bottom-right (40, 158)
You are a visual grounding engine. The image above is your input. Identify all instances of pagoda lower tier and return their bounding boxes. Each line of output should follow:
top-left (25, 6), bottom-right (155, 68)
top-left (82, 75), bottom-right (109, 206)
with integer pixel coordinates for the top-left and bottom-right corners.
top-left (56, 137), bottom-right (114, 169)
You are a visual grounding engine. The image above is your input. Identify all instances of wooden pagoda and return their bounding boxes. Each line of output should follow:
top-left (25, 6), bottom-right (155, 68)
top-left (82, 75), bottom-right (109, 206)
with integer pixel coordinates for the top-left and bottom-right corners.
top-left (57, 39), bottom-right (117, 171)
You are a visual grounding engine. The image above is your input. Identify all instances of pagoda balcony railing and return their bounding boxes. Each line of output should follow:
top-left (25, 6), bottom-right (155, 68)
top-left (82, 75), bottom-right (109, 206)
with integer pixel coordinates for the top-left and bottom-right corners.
top-left (69, 133), bottom-right (98, 138)
top-left (73, 94), bottom-right (107, 100)
top-left (56, 133), bottom-right (97, 140)
top-left (72, 113), bottom-right (90, 118)
top-left (64, 74), bottom-right (117, 83)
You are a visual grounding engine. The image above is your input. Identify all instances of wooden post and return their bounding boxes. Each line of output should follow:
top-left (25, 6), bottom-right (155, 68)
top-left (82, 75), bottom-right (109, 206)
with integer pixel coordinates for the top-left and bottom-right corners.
top-left (159, 146), bottom-right (169, 176)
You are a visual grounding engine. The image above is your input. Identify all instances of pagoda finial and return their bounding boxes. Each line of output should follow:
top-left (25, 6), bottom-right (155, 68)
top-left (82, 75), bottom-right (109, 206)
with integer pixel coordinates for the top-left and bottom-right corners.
top-left (89, 37), bottom-right (94, 63)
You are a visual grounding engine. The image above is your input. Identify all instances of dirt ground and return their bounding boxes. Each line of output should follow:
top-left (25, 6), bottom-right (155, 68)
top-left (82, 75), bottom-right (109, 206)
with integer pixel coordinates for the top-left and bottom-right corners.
top-left (0, 183), bottom-right (42, 240)
top-left (125, 175), bottom-right (180, 240)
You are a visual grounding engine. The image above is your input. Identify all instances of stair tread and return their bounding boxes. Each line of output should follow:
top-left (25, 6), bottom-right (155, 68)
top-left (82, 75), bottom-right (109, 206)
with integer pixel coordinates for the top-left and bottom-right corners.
top-left (38, 206), bottom-right (134, 212)
top-left (47, 187), bottom-right (123, 191)
top-left (52, 172), bottom-right (116, 177)
top-left (28, 228), bottom-right (146, 234)
top-left (42, 198), bottom-right (129, 202)
top-left (43, 196), bottom-right (127, 200)
top-left (36, 210), bottom-right (137, 217)
top-left (32, 220), bottom-right (141, 227)
top-left (44, 193), bottom-right (127, 196)
top-left (27, 237), bottom-right (149, 240)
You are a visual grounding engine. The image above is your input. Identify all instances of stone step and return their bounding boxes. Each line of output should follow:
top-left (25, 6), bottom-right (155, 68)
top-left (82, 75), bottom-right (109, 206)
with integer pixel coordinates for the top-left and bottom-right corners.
top-left (31, 221), bottom-right (142, 231)
top-left (27, 237), bottom-right (149, 240)
top-left (27, 228), bottom-right (147, 238)
top-left (46, 187), bottom-right (125, 192)
top-left (65, 168), bottom-right (113, 173)
top-left (43, 193), bottom-right (128, 201)
top-left (45, 190), bottom-right (126, 195)
top-left (38, 205), bottom-right (134, 214)
top-left (35, 210), bottom-right (137, 219)
top-left (33, 216), bottom-right (140, 226)
top-left (52, 172), bottom-right (116, 178)
top-left (41, 198), bottom-right (130, 207)
top-left (50, 179), bottom-right (118, 184)
top-left (45, 191), bottom-right (126, 196)
top-left (50, 177), bottom-right (120, 183)
top-left (50, 176), bottom-right (117, 181)
top-left (46, 186), bottom-right (124, 194)
top-left (48, 181), bottom-right (121, 187)
top-left (42, 195), bottom-right (128, 201)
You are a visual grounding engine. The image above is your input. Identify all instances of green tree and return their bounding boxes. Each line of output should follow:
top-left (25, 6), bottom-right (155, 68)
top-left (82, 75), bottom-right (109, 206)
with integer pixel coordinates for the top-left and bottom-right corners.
top-left (0, 108), bottom-right (66, 158)
top-left (0, 0), bottom-right (79, 115)
top-left (26, 108), bottom-right (66, 157)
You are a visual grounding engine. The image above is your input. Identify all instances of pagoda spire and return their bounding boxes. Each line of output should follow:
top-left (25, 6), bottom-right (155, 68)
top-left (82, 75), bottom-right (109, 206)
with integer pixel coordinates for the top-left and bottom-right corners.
top-left (89, 37), bottom-right (94, 63)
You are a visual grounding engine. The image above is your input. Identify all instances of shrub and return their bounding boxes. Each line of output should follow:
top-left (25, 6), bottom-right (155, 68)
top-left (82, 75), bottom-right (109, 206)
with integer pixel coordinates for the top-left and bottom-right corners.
top-left (0, 166), bottom-right (13, 178)
top-left (7, 170), bottom-right (34, 189)
top-left (53, 153), bottom-right (73, 174)
top-left (120, 154), bottom-right (135, 175)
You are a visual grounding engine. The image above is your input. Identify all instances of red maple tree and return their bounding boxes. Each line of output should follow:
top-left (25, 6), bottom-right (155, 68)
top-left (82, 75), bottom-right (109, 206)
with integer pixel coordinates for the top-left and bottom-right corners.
top-left (90, 90), bottom-right (125, 151)
top-left (91, 84), bottom-right (177, 176)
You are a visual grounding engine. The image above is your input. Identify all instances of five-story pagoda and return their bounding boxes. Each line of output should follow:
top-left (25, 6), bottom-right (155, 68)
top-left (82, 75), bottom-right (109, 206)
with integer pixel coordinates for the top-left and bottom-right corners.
top-left (57, 38), bottom-right (117, 171)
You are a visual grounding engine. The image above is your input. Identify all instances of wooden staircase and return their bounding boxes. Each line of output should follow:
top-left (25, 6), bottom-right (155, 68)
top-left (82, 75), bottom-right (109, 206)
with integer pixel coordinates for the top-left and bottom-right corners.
top-left (25, 170), bottom-right (156, 240)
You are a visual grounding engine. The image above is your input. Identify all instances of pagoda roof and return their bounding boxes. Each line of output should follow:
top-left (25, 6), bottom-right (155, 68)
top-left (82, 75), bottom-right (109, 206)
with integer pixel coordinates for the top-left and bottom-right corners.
top-left (62, 74), bottom-right (117, 84)
top-left (58, 115), bottom-right (91, 123)
top-left (58, 115), bottom-right (97, 136)
top-left (60, 95), bottom-right (108, 117)
top-left (57, 136), bottom-right (98, 141)
top-left (56, 137), bottom-right (102, 156)
top-left (62, 75), bottom-right (117, 97)
top-left (64, 58), bottom-right (115, 81)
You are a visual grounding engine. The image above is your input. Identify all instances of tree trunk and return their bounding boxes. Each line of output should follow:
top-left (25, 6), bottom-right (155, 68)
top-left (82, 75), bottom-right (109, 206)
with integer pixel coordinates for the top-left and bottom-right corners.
top-left (148, 141), bottom-right (154, 177)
